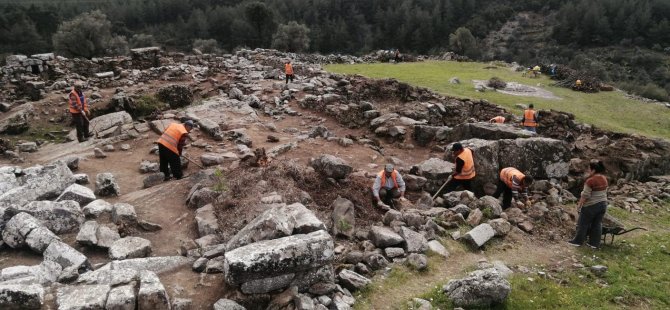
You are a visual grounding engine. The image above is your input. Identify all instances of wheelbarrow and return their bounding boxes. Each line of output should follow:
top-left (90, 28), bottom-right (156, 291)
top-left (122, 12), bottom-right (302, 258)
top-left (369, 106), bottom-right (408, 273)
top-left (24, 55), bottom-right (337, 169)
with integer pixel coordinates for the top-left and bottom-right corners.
top-left (600, 213), bottom-right (647, 245)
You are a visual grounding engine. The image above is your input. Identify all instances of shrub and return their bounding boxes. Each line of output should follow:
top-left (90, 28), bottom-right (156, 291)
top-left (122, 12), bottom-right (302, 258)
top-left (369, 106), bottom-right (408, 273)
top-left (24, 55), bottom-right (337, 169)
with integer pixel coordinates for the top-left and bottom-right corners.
top-left (133, 95), bottom-right (167, 118)
top-left (487, 77), bottom-right (507, 89)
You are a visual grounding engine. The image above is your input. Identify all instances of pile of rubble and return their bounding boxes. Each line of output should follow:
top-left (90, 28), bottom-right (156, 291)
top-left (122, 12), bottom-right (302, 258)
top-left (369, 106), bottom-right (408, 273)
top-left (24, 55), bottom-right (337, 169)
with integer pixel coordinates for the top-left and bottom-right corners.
top-left (0, 160), bottom-right (203, 309)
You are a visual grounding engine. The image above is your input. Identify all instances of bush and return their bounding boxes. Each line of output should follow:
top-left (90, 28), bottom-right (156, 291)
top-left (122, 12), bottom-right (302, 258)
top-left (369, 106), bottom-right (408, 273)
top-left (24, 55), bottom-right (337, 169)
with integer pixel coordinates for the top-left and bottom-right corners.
top-left (487, 77), bottom-right (507, 89)
top-left (192, 39), bottom-right (220, 54)
top-left (619, 82), bottom-right (670, 102)
top-left (130, 34), bottom-right (157, 48)
top-left (133, 95), bottom-right (167, 118)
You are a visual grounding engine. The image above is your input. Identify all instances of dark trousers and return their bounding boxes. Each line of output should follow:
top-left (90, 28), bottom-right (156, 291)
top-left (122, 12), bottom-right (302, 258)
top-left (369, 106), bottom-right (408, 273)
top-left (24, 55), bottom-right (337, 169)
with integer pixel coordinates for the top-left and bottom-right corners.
top-left (443, 178), bottom-right (472, 193)
top-left (374, 187), bottom-right (400, 207)
top-left (285, 74), bottom-right (294, 84)
top-left (493, 180), bottom-right (514, 210)
top-left (571, 201), bottom-right (607, 247)
top-left (158, 144), bottom-right (183, 180)
top-left (72, 113), bottom-right (90, 142)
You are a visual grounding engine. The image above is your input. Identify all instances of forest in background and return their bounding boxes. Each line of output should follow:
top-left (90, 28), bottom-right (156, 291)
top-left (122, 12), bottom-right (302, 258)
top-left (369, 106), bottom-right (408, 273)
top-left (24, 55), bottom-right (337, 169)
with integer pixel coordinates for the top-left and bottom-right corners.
top-left (1, 0), bottom-right (669, 100)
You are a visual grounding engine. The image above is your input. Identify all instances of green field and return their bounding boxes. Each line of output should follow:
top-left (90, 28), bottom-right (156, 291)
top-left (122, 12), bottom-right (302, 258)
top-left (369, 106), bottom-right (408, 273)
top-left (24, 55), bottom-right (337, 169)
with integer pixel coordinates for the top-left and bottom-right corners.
top-left (325, 61), bottom-right (670, 139)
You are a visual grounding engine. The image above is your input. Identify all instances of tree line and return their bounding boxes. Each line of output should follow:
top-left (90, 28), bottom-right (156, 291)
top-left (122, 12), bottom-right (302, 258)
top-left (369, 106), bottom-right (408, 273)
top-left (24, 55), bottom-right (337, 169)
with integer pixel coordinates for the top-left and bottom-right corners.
top-left (1, 0), bottom-right (668, 100)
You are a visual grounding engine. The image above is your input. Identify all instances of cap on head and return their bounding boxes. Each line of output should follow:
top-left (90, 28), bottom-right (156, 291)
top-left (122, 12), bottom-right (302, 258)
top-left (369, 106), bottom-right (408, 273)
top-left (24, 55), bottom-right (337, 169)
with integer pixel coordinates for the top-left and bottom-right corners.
top-left (384, 164), bottom-right (394, 173)
top-left (451, 142), bottom-right (463, 152)
top-left (184, 120), bottom-right (194, 129)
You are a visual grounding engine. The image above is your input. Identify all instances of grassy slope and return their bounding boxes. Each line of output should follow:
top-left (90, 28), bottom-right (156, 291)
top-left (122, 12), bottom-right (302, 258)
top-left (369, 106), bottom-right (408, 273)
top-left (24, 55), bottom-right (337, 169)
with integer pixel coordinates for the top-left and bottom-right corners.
top-left (325, 61), bottom-right (670, 139)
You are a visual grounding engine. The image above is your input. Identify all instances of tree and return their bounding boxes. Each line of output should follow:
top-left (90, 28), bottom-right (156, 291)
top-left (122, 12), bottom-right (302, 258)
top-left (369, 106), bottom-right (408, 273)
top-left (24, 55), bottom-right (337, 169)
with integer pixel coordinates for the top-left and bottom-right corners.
top-left (52, 10), bottom-right (126, 58)
top-left (271, 21), bottom-right (310, 52)
top-left (449, 27), bottom-right (480, 59)
top-left (245, 2), bottom-right (276, 47)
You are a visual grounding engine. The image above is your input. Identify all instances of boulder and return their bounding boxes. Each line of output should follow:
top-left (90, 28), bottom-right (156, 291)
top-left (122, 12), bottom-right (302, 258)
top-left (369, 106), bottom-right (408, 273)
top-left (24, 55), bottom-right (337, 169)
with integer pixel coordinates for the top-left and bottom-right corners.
top-left (195, 204), bottom-right (219, 237)
top-left (25, 226), bottom-right (59, 253)
top-left (0, 161), bottom-right (75, 209)
top-left (143, 172), bottom-right (165, 188)
top-left (2, 212), bottom-right (42, 248)
top-left (368, 226), bottom-right (404, 248)
top-left (76, 220), bottom-right (99, 246)
top-left (226, 203), bottom-right (325, 251)
top-left (17, 142), bottom-right (38, 153)
top-left (427, 240), bottom-right (450, 258)
top-left (382, 209), bottom-right (404, 226)
top-left (200, 153), bottom-right (224, 166)
top-left (95, 173), bottom-right (120, 197)
top-left (310, 155), bottom-right (352, 180)
top-left (96, 226), bottom-right (121, 249)
top-left (466, 208), bottom-right (483, 226)
top-left (497, 138), bottom-right (570, 179)
top-left (406, 253), bottom-right (428, 271)
top-left (462, 224), bottom-right (496, 248)
top-left (224, 230), bottom-right (334, 289)
top-left (399, 227), bottom-right (428, 253)
top-left (446, 123), bottom-right (532, 141)
top-left (338, 269), bottom-right (371, 291)
top-left (89, 111), bottom-right (132, 133)
top-left (56, 184), bottom-right (96, 206)
top-left (99, 256), bottom-right (191, 274)
top-left (138, 271), bottom-right (170, 309)
top-left (331, 197), bottom-right (355, 238)
top-left (43, 240), bottom-right (90, 273)
top-left (14, 200), bottom-right (84, 234)
top-left (157, 84), bottom-right (193, 108)
top-left (417, 158), bottom-right (453, 180)
top-left (109, 237), bottom-right (152, 260)
top-left (214, 299), bottom-right (246, 310)
top-left (112, 203), bottom-right (137, 225)
top-left (443, 268), bottom-right (511, 307)
top-left (403, 174), bottom-right (428, 191)
top-left (488, 218), bottom-right (512, 236)
top-left (384, 247), bottom-right (405, 258)
top-left (186, 187), bottom-right (219, 209)
top-left (106, 284), bottom-right (136, 310)
top-left (82, 199), bottom-right (113, 218)
top-left (470, 196), bottom-right (503, 218)
top-left (364, 253), bottom-right (389, 270)
top-left (0, 284), bottom-right (44, 309)
top-left (56, 285), bottom-right (110, 310)
top-left (139, 161), bottom-right (160, 173)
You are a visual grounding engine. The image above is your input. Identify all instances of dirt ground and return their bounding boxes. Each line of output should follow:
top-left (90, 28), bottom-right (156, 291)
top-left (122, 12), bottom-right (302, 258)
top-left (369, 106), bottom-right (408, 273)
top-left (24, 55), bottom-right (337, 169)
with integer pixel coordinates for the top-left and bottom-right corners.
top-left (0, 72), bottom-right (600, 308)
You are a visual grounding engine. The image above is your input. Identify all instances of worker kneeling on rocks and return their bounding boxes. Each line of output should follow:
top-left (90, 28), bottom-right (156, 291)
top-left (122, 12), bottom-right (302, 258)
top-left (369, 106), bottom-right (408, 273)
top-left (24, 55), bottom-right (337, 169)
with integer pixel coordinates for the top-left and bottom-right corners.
top-left (494, 167), bottom-right (534, 210)
top-left (156, 120), bottom-right (194, 181)
top-left (372, 164), bottom-right (407, 210)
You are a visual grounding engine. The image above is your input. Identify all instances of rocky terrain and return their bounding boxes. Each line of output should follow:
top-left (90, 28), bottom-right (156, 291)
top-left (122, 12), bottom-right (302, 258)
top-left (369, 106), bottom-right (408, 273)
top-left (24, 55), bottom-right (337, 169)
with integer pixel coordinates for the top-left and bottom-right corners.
top-left (0, 48), bottom-right (669, 309)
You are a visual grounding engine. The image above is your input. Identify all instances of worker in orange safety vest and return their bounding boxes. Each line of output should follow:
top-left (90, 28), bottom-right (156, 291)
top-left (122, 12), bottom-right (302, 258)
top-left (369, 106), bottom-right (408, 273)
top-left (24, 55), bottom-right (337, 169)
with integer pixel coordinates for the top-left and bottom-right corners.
top-left (493, 167), bottom-right (534, 210)
top-left (285, 60), bottom-right (294, 84)
top-left (156, 120), bottom-right (194, 181)
top-left (440, 142), bottom-right (476, 195)
top-left (372, 164), bottom-right (407, 210)
top-left (521, 104), bottom-right (538, 133)
top-left (69, 82), bottom-right (91, 142)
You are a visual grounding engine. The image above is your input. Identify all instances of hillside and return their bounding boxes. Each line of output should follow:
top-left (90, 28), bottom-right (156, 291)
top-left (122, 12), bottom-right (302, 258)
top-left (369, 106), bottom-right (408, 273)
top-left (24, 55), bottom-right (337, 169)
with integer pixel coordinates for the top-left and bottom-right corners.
top-left (326, 61), bottom-right (670, 139)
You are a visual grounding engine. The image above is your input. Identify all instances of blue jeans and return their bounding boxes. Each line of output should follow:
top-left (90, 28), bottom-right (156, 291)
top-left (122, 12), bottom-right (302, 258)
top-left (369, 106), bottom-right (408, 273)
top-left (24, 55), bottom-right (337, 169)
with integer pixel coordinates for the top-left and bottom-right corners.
top-left (571, 201), bottom-right (607, 247)
top-left (524, 126), bottom-right (537, 133)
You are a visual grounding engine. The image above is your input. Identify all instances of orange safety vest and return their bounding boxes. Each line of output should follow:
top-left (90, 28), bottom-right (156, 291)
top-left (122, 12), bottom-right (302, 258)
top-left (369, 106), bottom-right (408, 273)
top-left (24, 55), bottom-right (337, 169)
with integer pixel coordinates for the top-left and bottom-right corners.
top-left (523, 109), bottom-right (537, 127)
top-left (156, 123), bottom-right (188, 155)
top-left (454, 148), bottom-right (476, 180)
top-left (68, 89), bottom-right (88, 114)
top-left (500, 167), bottom-right (525, 190)
top-left (378, 170), bottom-right (399, 189)
top-left (285, 63), bottom-right (294, 75)
top-left (491, 116), bottom-right (505, 123)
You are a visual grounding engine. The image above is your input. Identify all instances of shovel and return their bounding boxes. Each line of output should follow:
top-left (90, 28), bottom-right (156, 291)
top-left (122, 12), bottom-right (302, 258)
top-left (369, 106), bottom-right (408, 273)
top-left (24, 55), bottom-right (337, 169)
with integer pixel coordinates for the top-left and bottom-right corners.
top-left (182, 155), bottom-right (204, 169)
top-left (431, 175), bottom-right (453, 200)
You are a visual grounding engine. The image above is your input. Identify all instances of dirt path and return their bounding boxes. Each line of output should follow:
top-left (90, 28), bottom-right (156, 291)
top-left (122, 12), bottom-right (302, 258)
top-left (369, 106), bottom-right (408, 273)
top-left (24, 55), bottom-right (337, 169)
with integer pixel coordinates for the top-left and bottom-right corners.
top-left (362, 235), bottom-right (576, 309)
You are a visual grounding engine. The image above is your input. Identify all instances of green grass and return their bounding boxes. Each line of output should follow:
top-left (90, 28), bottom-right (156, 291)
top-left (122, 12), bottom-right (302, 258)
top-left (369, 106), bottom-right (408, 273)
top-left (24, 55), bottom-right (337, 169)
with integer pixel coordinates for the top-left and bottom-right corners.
top-left (325, 61), bottom-right (670, 139)
top-left (407, 201), bottom-right (670, 310)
